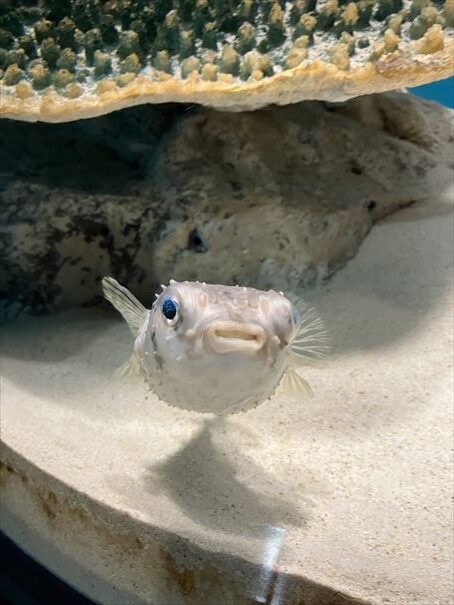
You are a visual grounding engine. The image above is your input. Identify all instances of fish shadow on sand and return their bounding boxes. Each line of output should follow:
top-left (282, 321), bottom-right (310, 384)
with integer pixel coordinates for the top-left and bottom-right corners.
top-left (143, 419), bottom-right (310, 537)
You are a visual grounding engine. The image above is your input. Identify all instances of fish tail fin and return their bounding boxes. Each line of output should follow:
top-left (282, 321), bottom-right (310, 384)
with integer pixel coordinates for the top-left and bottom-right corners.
top-left (102, 276), bottom-right (147, 337)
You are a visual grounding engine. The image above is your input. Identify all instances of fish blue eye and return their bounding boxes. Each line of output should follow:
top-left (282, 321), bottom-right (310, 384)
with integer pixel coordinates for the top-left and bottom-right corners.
top-left (162, 298), bottom-right (178, 321)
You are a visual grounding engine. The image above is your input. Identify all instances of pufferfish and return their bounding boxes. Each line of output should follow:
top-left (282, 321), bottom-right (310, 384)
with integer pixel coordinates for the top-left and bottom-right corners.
top-left (102, 277), bottom-right (329, 415)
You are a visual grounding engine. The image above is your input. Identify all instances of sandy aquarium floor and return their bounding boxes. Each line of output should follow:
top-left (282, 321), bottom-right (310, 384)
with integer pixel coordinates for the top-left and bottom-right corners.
top-left (0, 192), bottom-right (453, 605)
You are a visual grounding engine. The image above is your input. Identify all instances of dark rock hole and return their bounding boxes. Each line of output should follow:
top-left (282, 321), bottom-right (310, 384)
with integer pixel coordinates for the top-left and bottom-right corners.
top-left (188, 229), bottom-right (208, 253)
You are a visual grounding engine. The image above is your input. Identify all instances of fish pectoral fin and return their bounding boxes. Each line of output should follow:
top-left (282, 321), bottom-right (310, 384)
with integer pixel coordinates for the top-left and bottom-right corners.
top-left (102, 276), bottom-right (147, 337)
top-left (114, 353), bottom-right (142, 380)
top-left (286, 291), bottom-right (330, 363)
top-left (279, 368), bottom-right (314, 400)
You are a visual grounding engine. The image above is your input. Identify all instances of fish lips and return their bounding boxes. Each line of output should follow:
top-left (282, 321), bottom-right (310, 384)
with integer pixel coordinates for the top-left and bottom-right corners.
top-left (205, 321), bottom-right (267, 355)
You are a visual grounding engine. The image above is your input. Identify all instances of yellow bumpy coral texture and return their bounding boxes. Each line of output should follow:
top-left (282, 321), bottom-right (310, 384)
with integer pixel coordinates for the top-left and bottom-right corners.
top-left (0, 0), bottom-right (452, 119)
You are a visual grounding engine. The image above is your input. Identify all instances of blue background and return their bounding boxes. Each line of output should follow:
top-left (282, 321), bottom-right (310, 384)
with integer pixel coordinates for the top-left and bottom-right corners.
top-left (409, 76), bottom-right (454, 108)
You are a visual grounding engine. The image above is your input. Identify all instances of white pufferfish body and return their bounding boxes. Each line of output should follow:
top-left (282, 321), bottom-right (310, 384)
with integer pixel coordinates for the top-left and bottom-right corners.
top-left (102, 277), bottom-right (329, 415)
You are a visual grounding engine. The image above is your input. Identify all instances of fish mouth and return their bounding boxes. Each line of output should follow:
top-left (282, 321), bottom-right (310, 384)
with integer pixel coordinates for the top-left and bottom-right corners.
top-left (206, 322), bottom-right (267, 355)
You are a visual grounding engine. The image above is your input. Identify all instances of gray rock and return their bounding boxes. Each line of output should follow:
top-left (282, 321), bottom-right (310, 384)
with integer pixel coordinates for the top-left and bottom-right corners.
top-left (0, 104), bottom-right (183, 321)
top-left (147, 92), bottom-right (453, 292)
top-left (1, 92), bottom-right (452, 321)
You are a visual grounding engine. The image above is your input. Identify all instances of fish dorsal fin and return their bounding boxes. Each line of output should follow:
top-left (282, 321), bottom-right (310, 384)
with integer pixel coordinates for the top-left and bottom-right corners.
top-left (279, 368), bottom-right (314, 400)
top-left (286, 292), bottom-right (330, 365)
top-left (102, 277), bottom-right (147, 337)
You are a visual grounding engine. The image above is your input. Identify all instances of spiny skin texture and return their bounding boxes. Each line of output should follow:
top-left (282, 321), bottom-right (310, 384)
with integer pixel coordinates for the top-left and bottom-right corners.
top-left (139, 281), bottom-right (294, 413)
top-left (0, 0), bottom-right (452, 121)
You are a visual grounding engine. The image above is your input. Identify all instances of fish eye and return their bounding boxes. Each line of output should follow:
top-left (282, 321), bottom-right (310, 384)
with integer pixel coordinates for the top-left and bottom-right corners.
top-left (161, 298), bottom-right (179, 324)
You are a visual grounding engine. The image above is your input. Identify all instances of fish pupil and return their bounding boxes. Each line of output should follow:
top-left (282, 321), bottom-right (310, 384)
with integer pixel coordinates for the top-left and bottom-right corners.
top-left (162, 298), bottom-right (177, 320)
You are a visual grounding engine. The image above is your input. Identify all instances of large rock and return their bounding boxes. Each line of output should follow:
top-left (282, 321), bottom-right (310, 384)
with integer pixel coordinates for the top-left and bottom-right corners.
top-left (1, 91), bottom-right (453, 321)
top-left (0, 103), bottom-right (181, 320)
top-left (147, 91), bottom-right (453, 290)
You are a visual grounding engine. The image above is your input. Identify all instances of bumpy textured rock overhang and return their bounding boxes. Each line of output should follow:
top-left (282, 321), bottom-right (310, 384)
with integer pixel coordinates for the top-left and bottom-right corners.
top-left (0, 0), bottom-right (453, 121)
